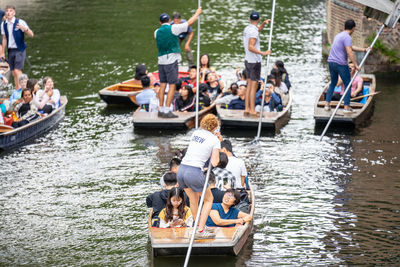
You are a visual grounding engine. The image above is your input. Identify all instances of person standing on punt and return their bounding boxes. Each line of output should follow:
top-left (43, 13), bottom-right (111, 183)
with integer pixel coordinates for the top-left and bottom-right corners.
top-left (177, 114), bottom-right (221, 239)
top-left (0, 5), bottom-right (34, 90)
top-left (325, 19), bottom-right (369, 114)
top-left (155, 8), bottom-right (202, 118)
top-left (243, 11), bottom-right (271, 117)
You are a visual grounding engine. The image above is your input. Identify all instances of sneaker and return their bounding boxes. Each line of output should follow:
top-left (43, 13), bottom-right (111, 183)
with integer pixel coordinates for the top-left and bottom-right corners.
top-left (194, 230), bottom-right (216, 240)
top-left (163, 110), bottom-right (178, 118)
top-left (324, 105), bottom-right (331, 111)
top-left (343, 108), bottom-right (354, 114)
top-left (204, 226), bottom-right (216, 234)
top-left (157, 111), bottom-right (165, 118)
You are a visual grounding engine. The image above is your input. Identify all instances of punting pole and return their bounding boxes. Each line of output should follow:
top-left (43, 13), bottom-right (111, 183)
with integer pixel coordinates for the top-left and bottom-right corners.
top-left (183, 161), bottom-right (212, 267)
top-left (195, 0), bottom-right (201, 129)
top-left (320, 0), bottom-right (400, 141)
top-left (252, 0), bottom-right (276, 143)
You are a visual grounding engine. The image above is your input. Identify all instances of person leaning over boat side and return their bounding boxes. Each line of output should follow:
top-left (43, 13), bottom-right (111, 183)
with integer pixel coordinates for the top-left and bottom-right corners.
top-left (243, 11), bottom-right (271, 116)
top-left (136, 76), bottom-right (156, 112)
top-left (228, 81), bottom-right (246, 110)
top-left (9, 73), bottom-right (28, 108)
top-left (208, 170), bottom-right (225, 203)
top-left (177, 114), bottom-right (221, 239)
top-left (158, 187), bottom-right (193, 228)
top-left (0, 5), bottom-right (34, 90)
top-left (11, 88), bottom-right (40, 128)
top-left (220, 140), bottom-right (247, 189)
top-left (155, 8), bottom-right (202, 119)
top-left (325, 19), bottom-right (370, 114)
top-left (171, 12), bottom-right (194, 69)
top-left (205, 188), bottom-right (252, 228)
top-left (36, 77), bottom-right (60, 114)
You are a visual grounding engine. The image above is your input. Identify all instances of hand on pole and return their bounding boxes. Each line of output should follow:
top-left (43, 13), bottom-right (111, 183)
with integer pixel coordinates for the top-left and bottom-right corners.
top-left (261, 50), bottom-right (272, 56)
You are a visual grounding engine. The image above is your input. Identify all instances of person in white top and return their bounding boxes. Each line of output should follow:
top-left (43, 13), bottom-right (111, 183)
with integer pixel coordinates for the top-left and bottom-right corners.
top-left (36, 76), bottom-right (60, 114)
top-left (154, 8), bottom-right (202, 119)
top-left (220, 140), bottom-right (247, 188)
top-left (243, 11), bottom-right (271, 117)
top-left (177, 114), bottom-right (222, 239)
top-left (0, 5), bottom-right (34, 90)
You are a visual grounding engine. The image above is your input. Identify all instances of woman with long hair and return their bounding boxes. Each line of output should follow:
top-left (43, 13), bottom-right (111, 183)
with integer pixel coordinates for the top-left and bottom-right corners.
top-left (173, 85), bottom-right (195, 112)
top-left (158, 187), bottom-right (193, 228)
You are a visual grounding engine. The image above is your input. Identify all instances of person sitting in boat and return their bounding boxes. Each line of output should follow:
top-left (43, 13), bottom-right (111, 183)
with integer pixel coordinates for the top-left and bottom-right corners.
top-left (158, 187), bottom-right (193, 228)
top-left (36, 76), bottom-right (60, 114)
top-left (11, 89), bottom-right (41, 128)
top-left (9, 73), bottom-right (28, 108)
top-left (212, 151), bottom-right (237, 190)
top-left (215, 82), bottom-right (239, 107)
top-left (205, 71), bottom-right (224, 100)
top-left (26, 78), bottom-right (39, 105)
top-left (159, 156), bottom-right (182, 189)
top-left (136, 76), bottom-right (156, 112)
top-left (197, 83), bottom-right (211, 110)
top-left (199, 54), bottom-right (216, 83)
top-left (255, 80), bottom-right (283, 112)
top-left (273, 60), bottom-right (291, 90)
top-left (270, 69), bottom-right (289, 102)
top-left (228, 81), bottom-right (246, 110)
top-left (220, 140), bottom-right (247, 189)
top-left (208, 170), bottom-right (225, 203)
top-left (173, 84), bottom-right (195, 112)
top-left (132, 64), bottom-right (156, 86)
top-left (205, 188), bottom-right (252, 228)
top-left (181, 65), bottom-right (200, 92)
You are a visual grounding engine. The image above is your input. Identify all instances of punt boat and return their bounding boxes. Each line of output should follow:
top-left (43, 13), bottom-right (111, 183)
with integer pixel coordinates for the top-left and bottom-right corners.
top-left (98, 71), bottom-right (189, 106)
top-left (216, 90), bottom-right (292, 132)
top-left (148, 183), bottom-right (255, 257)
top-left (314, 74), bottom-right (376, 127)
top-left (0, 96), bottom-right (68, 151)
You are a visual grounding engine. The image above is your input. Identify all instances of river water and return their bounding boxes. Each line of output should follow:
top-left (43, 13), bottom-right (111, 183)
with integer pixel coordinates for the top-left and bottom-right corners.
top-left (1, 0), bottom-right (399, 266)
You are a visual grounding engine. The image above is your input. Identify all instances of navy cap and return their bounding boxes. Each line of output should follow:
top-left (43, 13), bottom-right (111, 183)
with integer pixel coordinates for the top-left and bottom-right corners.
top-left (159, 13), bottom-right (170, 22)
top-left (250, 11), bottom-right (260, 20)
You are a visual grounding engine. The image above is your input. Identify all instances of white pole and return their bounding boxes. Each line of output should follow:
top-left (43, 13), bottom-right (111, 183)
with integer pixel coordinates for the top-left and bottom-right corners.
top-left (195, 0), bottom-right (201, 129)
top-left (254, 0), bottom-right (276, 142)
top-left (183, 161), bottom-right (211, 267)
top-left (319, 24), bottom-right (385, 141)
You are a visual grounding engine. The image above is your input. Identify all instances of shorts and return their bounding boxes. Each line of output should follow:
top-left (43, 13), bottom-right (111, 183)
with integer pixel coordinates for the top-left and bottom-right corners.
top-left (8, 49), bottom-right (26, 71)
top-left (245, 60), bottom-right (261, 81)
top-left (158, 60), bottom-right (179, 84)
top-left (177, 164), bottom-right (208, 193)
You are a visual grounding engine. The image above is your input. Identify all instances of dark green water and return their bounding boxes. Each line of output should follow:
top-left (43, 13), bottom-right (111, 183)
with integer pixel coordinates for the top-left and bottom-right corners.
top-left (1, 0), bottom-right (399, 266)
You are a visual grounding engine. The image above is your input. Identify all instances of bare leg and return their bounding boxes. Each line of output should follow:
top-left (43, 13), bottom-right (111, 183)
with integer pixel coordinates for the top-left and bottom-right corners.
top-left (244, 78), bottom-right (251, 114)
top-left (197, 188), bottom-right (214, 232)
top-left (12, 69), bottom-right (22, 89)
top-left (184, 188), bottom-right (199, 221)
top-left (165, 83), bottom-right (176, 108)
top-left (158, 82), bottom-right (167, 109)
top-left (249, 80), bottom-right (258, 114)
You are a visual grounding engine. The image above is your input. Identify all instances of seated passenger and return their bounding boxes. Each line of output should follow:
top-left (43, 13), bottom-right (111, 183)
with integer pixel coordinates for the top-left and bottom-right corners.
top-left (9, 74), bottom-right (28, 108)
top-left (132, 64), bottom-right (156, 86)
top-left (208, 170), bottom-right (225, 203)
top-left (11, 89), bottom-right (40, 128)
top-left (205, 71), bottom-right (224, 100)
top-left (212, 151), bottom-right (236, 190)
top-left (205, 189), bottom-right (252, 227)
top-left (26, 78), bottom-right (40, 105)
top-left (198, 83), bottom-right (211, 110)
top-left (136, 76), bottom-right (156, 112)
top-left (273, 60), bottom-right (291, 90)
top-left (270, 69), bottom-right (288, 94)
top-left (181, 65), bottom-right (200, 92)
top-left (255, 80), bottom-right (283, 112)
top-left (199, 54), bottom-right (215, 82)
top-left (158, 187), bottom-right (193, 228)
top-left (220, 140), bottom-right (247, 189)
top-left (173, 85), bottom-right (195, 112)
top-left (160, 156), bottom-right (182, 188)
top-left (228, 82), bottom-right (246, 110)
top-left (215, 82), bottom-right (239, 106)
top-left (36, 77), bottom-right (61, 114)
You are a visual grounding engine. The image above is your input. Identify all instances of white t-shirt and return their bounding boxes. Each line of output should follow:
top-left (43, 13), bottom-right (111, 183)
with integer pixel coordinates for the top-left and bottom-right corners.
top-left (36, 89), bottom-right (61, 109)
top-left (226, 156), bottom-right (247, 188)
top-left (243, 24), bottom-right (261, 63)
top-left (181, 128), bottom-right (221, 168)
top-left (154, 22), bottom-right (188, 65)
top-left (1, 17), bottom-right (29, 49)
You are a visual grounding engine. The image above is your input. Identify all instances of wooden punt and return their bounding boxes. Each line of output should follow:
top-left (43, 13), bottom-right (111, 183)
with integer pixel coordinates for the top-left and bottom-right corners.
top-left (314, 74), bottom-right (376, 127)
top-left (133, 103), bottom-right (216, 130)
top-left (148, 185), bottom-right (255, 257)
top-left (216, 90), bottom-right (292, 132)
top-left (98, 71), bottom-right (189, 106)
top-left (0, 96), bottom-right (67, 151)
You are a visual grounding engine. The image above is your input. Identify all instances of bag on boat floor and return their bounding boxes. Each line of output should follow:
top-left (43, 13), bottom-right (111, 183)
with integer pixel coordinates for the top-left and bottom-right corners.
top-left (234, 188), bottom-right (250, 213)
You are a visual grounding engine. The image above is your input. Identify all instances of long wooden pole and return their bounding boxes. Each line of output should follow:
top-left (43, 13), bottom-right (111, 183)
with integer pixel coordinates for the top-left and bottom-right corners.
top-left (195, 1), bottom-right (201, 130)
top-left (319, 24), bottom-right (385, 141)
top-left (254, 0), bottom-right (276, 143)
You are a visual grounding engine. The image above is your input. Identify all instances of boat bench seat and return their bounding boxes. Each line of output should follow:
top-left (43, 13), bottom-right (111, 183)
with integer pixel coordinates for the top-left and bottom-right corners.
top-left (317, 101), bottom-right (364, 109)
top-left (116, 84), bottom-right (142, 91)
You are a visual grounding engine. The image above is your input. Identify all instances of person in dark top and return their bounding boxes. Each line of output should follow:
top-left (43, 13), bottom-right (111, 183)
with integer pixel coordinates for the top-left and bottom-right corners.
top-left (228, 82), bottom-right (246, 110)
top-left (11, 88), bottom-right (40, 128)
top-left (198, 83), bottom-right (211, 110)
top-left (173, 84), bottom-right (195, 112)
top-left (208, 170), bottom-right (225, 203)
top-left (273, 60), bottom-right (291, 90)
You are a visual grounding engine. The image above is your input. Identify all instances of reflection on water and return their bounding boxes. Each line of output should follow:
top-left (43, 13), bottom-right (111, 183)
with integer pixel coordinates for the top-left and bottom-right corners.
top-left (1, 0), bottom-right (400, 266)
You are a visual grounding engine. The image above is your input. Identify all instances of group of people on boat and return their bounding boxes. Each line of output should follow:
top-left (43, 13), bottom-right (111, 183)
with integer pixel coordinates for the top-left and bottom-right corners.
top-left (147, 114), bottom-right (252, 239)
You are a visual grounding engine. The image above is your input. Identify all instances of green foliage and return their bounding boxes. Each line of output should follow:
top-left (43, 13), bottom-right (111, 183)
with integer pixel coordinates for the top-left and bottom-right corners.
top-left (368, 34), bottom-right (400, 64)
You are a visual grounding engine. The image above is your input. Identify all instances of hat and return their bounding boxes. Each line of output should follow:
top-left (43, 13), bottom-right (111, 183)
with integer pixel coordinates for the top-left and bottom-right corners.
top-left (159, 13), bottom-right (170, 22)
top-left (250, 11), bottom-right (260, 20)
top-left (237, 80), bottom-right (247, 87)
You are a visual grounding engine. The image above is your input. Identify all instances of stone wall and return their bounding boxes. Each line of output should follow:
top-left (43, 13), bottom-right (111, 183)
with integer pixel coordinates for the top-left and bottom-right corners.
top-left (324, 0), bottom-right (400, 72)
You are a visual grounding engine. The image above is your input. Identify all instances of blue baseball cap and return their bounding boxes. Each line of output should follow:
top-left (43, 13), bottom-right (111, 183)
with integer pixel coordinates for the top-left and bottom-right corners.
top-left (159, 13), bottom-right (170, 22)
top-left (250, 11), bottom-right (260, 20)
